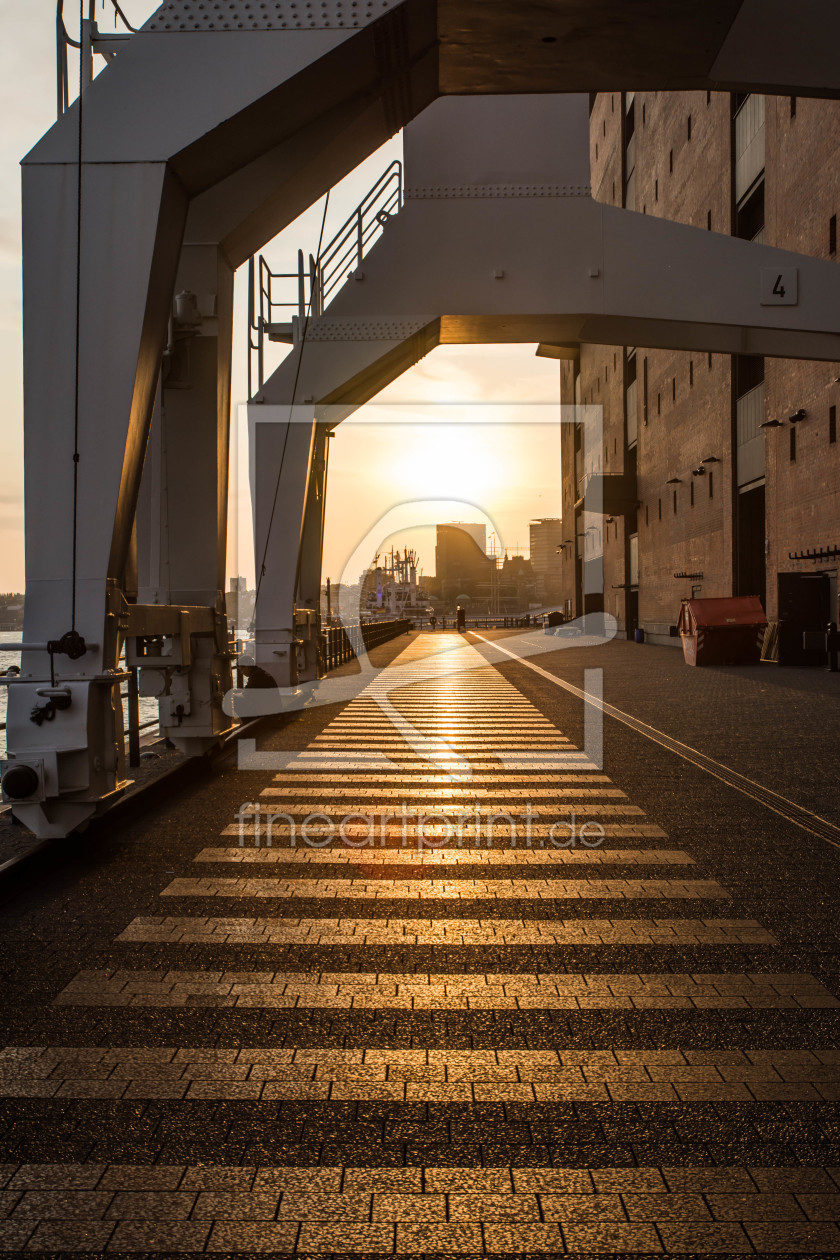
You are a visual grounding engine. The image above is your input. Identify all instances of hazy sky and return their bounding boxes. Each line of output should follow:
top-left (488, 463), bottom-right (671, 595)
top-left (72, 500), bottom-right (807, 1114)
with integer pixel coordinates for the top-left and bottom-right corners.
top-left (0, 2), bottom-right (561, 594)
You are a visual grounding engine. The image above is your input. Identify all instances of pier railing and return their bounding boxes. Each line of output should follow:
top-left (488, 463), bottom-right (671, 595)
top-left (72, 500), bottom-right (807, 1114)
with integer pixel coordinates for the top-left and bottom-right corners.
top-left (323, 619), bottom-right (411, 672)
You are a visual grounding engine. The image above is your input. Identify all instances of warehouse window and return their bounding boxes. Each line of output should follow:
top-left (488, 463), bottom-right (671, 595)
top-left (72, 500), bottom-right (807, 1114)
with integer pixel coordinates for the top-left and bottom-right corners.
top-left (790, 427), bottom-right (797, 462)
top-left (790, 95), bottom-right (797, 118)
top-left (708, 352), bottom-right (713, 369)
top-left (658, 498), bottom-right (662, 520)
top-left (737, 181), bottom-right (764, 242)
top-left (689, 360), bottom-right (694, 388)
top-left (709, 471), bottom-right (714, 499)
top-left (690, 481), bottom-right (695, 506)
top-left (830, 405), bottom-right (837, 444)
top-left (669, 149), bottom-right (674, 173)
top-left (624, 95), bottom-right (636, 209)
top-left (687, 114), bottom-right (692, 140)
top-left (673, 490), bottom-right (678, 514)
top-left (707, 209), bottom-right (712, 231)
top-left (830, 214), bottom-right (837, 257)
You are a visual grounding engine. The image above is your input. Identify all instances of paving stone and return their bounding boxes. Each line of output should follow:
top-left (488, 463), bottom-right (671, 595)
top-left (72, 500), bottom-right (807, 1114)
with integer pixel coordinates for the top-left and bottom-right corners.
top-left (24, 1219), bottom-right (117, 1250)
top-left (12, 1190), bottom-right (114, 1218)
top-left (106, 1219), bottom-right (212, 1250)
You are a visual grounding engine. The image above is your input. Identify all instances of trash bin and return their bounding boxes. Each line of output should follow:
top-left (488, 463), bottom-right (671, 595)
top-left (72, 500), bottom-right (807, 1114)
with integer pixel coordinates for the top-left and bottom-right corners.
top-left (677, 596), bottom-right (767, 666)
top-left (634, 628), bottom-right (645, 644)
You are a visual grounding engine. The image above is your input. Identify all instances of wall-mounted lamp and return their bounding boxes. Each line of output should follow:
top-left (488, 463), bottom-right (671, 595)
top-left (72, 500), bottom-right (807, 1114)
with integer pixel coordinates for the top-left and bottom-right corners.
top-left (691, 466), bottom-right (706, 476)
top-left (666, 477), bottom-right (682, 485)
top-left (789, 408), bottom-right (808, 423)
top-left (760, 418), bottom-right (784, 429)
top-left (701, 455), bottom-right (719, 464)
top-left (605, 516), bottom-right (615, 524)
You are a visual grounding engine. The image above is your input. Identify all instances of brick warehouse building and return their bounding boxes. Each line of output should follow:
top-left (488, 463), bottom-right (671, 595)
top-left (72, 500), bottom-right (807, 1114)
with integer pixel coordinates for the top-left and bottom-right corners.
top-left (558, 91), bottom-right (840, 648)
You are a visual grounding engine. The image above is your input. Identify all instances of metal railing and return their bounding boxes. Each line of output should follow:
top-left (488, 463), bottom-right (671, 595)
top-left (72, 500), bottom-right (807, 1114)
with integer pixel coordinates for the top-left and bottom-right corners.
top-left (322, 618), bottom-right (411, 672)
top-left (247, 251), bottom-right (307, 397)
top-left (248, 160), bottom-right (402, 395)
top-left (316, 160), bottom-right (402, 309)
top-left (120, 666), bottom-right (161, 769)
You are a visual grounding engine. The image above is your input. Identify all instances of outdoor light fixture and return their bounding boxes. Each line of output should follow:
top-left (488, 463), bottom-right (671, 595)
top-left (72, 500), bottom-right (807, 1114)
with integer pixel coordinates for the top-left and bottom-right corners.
top-left (666, 477), bottom-right (682, 485)
top-left (605, 516), bottom-right (615, 524)
top-left (789, 408), bottom-right (808, 422)
top-left (760, 418), bottom-right (784, 428)
top-left (692, 466), bottom-right (706, 476)
top-left (701, 455), bottom-right (720, 463)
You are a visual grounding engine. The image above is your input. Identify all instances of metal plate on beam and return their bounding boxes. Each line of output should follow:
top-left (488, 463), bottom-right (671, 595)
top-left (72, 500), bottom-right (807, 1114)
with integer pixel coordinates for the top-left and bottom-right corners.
top-left (305, 318), bottom-right (429, 341)
top-left (406, 183), bottom-right (591, 198)
top-left (145, 0), bottom-right (402, 31)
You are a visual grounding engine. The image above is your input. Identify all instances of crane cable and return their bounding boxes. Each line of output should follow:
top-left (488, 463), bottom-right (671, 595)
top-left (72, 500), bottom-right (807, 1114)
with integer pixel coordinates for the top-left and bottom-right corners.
top-left (70, 0), bottom-right (85, 632)
top-left (251, 189), bottom-right (331, 628)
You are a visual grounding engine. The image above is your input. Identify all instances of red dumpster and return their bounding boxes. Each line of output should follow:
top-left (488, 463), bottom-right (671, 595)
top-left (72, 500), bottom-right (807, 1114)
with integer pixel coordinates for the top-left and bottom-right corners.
top-left (677, 596), bottom-right (767, 666)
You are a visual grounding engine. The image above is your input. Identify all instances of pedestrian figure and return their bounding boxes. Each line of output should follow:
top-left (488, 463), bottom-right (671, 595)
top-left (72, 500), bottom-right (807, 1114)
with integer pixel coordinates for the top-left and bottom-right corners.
top-left (429, 614), bottom-right (437, 631)
top-left (456, 605), bottom-right (466, 632)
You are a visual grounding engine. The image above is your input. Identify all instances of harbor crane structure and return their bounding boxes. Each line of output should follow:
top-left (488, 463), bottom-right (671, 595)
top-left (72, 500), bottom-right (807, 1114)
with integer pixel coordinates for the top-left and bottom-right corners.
top-left (4, 0), bottom-right (840, 838)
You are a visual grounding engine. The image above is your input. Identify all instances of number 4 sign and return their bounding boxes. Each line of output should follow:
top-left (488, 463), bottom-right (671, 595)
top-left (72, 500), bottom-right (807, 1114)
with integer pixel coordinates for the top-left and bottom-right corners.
top-left (760, 267), bottom-right (798, 305)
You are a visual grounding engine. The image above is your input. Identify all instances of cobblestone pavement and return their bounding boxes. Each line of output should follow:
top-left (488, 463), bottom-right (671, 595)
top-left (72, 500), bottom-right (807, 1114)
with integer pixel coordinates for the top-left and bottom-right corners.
top-left (2, 630), bottom-right (840, 1255)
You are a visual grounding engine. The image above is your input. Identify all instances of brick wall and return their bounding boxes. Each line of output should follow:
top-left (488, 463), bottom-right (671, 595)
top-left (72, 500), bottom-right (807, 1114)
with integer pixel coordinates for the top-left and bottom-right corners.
top-left (764, 95), bottom-right (840, 618)
top-left (569, 90), bottom-right (840, 637)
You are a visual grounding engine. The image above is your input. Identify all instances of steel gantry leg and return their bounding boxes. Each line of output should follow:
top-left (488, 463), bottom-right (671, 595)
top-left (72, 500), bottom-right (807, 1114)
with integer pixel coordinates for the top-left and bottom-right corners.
top-left (249, 409), bottom-right (318, 690)
top-left (133, 244), bottom-right (236, 755)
